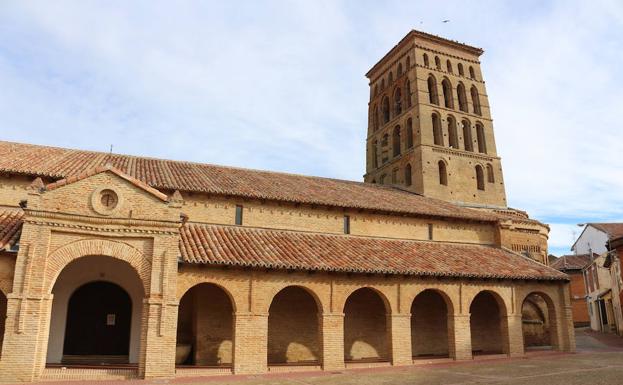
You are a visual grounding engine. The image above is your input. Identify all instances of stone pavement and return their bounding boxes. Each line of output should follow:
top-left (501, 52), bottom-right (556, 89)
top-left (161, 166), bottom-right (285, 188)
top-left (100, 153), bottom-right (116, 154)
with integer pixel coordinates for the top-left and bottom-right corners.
top-left (8, 329), bottom-right (623, 385)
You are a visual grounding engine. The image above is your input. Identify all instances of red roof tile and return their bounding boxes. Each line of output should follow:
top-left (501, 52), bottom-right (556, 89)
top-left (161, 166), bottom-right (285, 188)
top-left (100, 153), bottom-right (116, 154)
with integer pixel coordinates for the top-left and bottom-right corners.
top-left (0, 210), bottom-right (24, 251)
top-left (0, 141), bottom-right (497, 223)
top-left (179, 223), bottom-right (567, 281)
top-left (550, 254), bottom-right (593, 271)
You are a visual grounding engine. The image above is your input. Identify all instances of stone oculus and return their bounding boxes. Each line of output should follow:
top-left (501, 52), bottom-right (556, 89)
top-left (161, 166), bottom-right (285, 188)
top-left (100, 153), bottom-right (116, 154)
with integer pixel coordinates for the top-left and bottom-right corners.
top-left (0, 29), bottom-right (573, 383)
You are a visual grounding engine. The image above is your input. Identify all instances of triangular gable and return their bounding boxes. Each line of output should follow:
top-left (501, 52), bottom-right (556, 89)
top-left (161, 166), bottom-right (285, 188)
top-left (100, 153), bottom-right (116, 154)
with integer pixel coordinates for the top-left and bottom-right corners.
top-left (44, 165), bottom-right (168, 202)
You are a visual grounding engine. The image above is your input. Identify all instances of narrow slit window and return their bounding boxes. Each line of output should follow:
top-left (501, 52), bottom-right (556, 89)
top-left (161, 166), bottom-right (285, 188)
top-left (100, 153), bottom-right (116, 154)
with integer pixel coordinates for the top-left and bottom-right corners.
top-left (235, 205), bottom-right (243, 225)
top-left (428, 223), bottom-right (434, 240)
top-left (344, 215), bottom-right (350, 234)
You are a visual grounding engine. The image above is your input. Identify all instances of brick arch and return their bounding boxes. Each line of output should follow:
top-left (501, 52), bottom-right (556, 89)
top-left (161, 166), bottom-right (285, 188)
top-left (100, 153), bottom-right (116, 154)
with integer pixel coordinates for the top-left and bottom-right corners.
top-left (0, 281), bottom-right (11, 297)
top-left (44, 239), bottom-right (150, 294)
top-left (407, 287), bottom-right (456, 316)
top-left (516, 287), bottom-right (562, 351)
top-left (178, 281), bottom-right (239, 313)
top-left (338, 285), bottom-right (394, 315)
top-left (466, 289), bottom-right (509, 316)
top-left (261, 284), bottom-right (326, 315)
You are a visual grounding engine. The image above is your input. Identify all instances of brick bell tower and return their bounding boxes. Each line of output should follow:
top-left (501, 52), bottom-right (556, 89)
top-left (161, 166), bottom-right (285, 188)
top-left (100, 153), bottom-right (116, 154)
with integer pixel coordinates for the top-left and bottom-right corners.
top-left (364, 30), bottom-right (507, 208)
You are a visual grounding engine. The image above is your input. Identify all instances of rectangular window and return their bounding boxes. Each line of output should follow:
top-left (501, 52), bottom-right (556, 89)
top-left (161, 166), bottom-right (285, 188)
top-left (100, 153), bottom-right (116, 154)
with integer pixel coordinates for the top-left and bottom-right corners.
top-left (428, 223), bottom-right (433, 240)
top-left (235, 205), bottom-right (243, 226)
top-left (343, 215), bottom-right (350, 234)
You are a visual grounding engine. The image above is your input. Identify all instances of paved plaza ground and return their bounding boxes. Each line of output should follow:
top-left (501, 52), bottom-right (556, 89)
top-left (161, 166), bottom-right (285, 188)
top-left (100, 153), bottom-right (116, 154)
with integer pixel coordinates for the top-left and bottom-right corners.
top-left (11, 328), bottom-right (623, 385)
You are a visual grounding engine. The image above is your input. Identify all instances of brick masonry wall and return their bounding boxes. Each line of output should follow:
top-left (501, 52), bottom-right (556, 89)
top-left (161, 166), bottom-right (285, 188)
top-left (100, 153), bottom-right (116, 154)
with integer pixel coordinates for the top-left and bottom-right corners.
top-left (343, 288), bottom-right (389, 361)
top-left (411, 290), bottom-right (449, 357)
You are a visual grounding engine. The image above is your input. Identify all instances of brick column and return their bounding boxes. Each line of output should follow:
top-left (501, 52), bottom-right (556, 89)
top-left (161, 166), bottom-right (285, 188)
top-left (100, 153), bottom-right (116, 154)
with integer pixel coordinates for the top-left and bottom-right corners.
top-left (233, 312), bottom-right (268, 374)
top-left (0, 294), bottom-right (53, 382)
top-left (141, 298), bottom-right (178, 379)
top-left (505, 314), bottom-right (524, 357)
top-left (388, 313), bottom-right (412, 366)
top-left (449, 314), bottom-right (472, 360)
top-left (320, 312), bottom-right (345, 370)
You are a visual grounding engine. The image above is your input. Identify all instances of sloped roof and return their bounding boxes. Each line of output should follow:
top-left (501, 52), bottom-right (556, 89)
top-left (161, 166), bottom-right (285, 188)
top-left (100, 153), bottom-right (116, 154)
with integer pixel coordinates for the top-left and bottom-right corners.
top-left (550, 254), bottom-right (593, 271)
top-left (0, 210), bottom-right (24, 251)
top-left (0, 141), bottom-right (497, 223)
top-left (180, 223), bottom-right (567, 281)
top-left (589, 223), bottom-right (623, 241)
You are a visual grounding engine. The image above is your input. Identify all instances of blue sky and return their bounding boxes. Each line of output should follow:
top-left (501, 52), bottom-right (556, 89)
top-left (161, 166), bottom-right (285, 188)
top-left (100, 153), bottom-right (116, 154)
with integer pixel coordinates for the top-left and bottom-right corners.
top-left (1, 1), bottom-right (622, 256)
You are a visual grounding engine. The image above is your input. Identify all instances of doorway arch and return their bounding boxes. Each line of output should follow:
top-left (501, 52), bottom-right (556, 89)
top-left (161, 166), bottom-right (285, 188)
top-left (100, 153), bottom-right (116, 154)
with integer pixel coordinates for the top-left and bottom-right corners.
top-left (411, 289), bottom-right (452, 358)
top-left (46, 255), bottom-right (145, 365)
top-left (521, 292), bottom-right (558, 351)
top-left (343, 288), bottom-right (391, 362)
top-left (63, 281), bottom-right (132, 363)
top-left (469, 291), bottom-right (508, 355)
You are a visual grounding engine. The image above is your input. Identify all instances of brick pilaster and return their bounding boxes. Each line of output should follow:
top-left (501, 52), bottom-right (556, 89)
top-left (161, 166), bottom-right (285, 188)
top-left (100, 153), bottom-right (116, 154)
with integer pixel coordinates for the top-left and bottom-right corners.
top-left (505, 314), bottom-right (524, 357)
top-left (449, 314), bottom-right (471, 360)
top-left (320, 312), bottom-right (345, 370)
top-left (388, 313), bottom-right (412, 365)
top-left (233, 312), bottom-right (268, 374)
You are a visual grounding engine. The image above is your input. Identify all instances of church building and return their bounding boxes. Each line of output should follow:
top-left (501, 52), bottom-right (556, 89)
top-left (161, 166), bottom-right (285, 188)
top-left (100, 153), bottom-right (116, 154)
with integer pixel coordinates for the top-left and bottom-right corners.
top-left (0, 30), bottom-right (573, 383)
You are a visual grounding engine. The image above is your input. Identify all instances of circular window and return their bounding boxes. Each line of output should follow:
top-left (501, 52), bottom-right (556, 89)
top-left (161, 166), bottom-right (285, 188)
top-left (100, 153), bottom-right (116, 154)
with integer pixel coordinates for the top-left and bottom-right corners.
top-left (100, 189), bottom-right (118, 210)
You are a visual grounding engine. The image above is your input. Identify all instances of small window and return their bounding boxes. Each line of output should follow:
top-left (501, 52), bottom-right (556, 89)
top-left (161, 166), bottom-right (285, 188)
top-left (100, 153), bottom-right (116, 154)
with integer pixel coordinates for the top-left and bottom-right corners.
top-left (397, 63), bottom-right (403, 76)
top-left (406, 56), bottom-right (411, 69)
top-left (388, 71), bottom-right (393, 84)
top-left (469, 66), bottom-right (476, 79)
top-left (235, 205), bottom-right (243, 225)
top-left (475, 165), bottom-right (485, 190)
top-left (458, 63), bottom-right (464, 76)
top-left (428, 223), bottom-right (434, 240)
top-left (405, 164), bottom-right (412, 186)
top-left (486, 164), bottom-right (495, 183)
top-left (423, 53), bottom-right (429, 67)
top-left (438, 161), bottom-right (447, 186)
top-left (446, 59), bottom-right (452, 73)
top-left (344, 215), bottom-right (350, 234)
top-left (435, 56), bottom-right (441, 70)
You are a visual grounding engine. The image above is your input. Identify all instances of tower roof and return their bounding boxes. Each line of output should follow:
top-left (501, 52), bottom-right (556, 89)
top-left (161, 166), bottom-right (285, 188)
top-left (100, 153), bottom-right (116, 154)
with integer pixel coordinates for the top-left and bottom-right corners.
top-left (366, 29), bottom-right (484, 78)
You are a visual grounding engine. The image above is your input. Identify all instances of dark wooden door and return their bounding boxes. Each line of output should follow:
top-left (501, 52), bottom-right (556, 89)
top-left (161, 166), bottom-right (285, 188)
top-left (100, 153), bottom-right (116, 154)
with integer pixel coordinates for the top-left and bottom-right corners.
top-left (63, 281), bottom-right (132, 357)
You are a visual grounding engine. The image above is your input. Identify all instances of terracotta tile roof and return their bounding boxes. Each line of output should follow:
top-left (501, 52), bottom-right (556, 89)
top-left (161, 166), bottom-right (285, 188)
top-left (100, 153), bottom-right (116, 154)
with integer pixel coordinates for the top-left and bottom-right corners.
top-left (0, 209), bottom-right (24, 251)
top-left (179, 224), bottom-right (568, 281)
top-left (550, 254), bottom-right (593, 271)
top-left (0, 141), bottom-right (497, 223)
top-left (589, 223), bottom-right (623, 241)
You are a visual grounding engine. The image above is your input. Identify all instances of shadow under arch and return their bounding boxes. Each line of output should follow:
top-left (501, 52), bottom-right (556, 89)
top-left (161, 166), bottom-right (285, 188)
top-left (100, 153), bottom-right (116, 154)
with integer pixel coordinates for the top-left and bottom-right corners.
top-left (343, 287), bottom-right (392, 363)
top-left (176, 282), bottom-right (235, 367)
top-left (267, 285), bottom-right (322, 365)
top-left (0, 288), bottom-right (6, 358)
top-left (520, 291), bottom-right (559, 351)
top-left (46, 255), bottom-right (145, 365)
top-left (469, 290), bottom-right (509, 355)
top-left (411, 289), bottom-right (454, 359)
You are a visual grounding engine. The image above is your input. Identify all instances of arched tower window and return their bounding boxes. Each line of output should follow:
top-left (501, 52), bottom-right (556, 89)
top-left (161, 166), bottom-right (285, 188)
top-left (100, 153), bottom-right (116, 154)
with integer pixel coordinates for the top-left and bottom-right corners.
top-left (458, 63), bottom-right (464, 76)
top-left (423, 53), bottom-right (429, 67)
top-left (427, 75), bottom-right (439, 105)
top-left (397, 63), bottom-right (403, 76)
top-left (471, 86), bottom-right (482, 116)
top-left (392, 125), bottom-right (401, 156)
top-left (373, 105), bottom-right (379, 131)
top-left (457, 82), bottom-right (468, 112)
top-left (406, 118), bottom-right (413, 149)
top-left (438, 161), bottom-right (448, 186)
top-left (405, 79), bottom-right (412, 108)
top-left (469, 66), bottom-right (476, 79)
top-left (435, 56), bottom-right (441, 70)
top-left (406, 56), bottom-right (411, 69)
top-left (447, 116), bottom-right (458, 149)
top-left (446, 60), bottom-right (453, 73)
top-left (393, 87), bottom-right (402, 116)
top-left (381, 78), bottom-right (385, 90)
top-left (442, 79), bottom-right (454, 109)
top-left (476, 122), bottom-right (487, 153)
top-left (432, 113), bottom-right (443, 146)
top-left (462, 119), bottom-right (473, 152)
top-left (486, 163), bottom-right (495, 183)
top-left (405, 164), bottom-right (412, 186)
top-left (475, 165), bottom-right (485, 190)
top-left (372, 140), bottom-right (378, 168)
top-left (388, 71), bottom-right (393, 84)
top-left (381, 96), bottom-right (390, 123)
